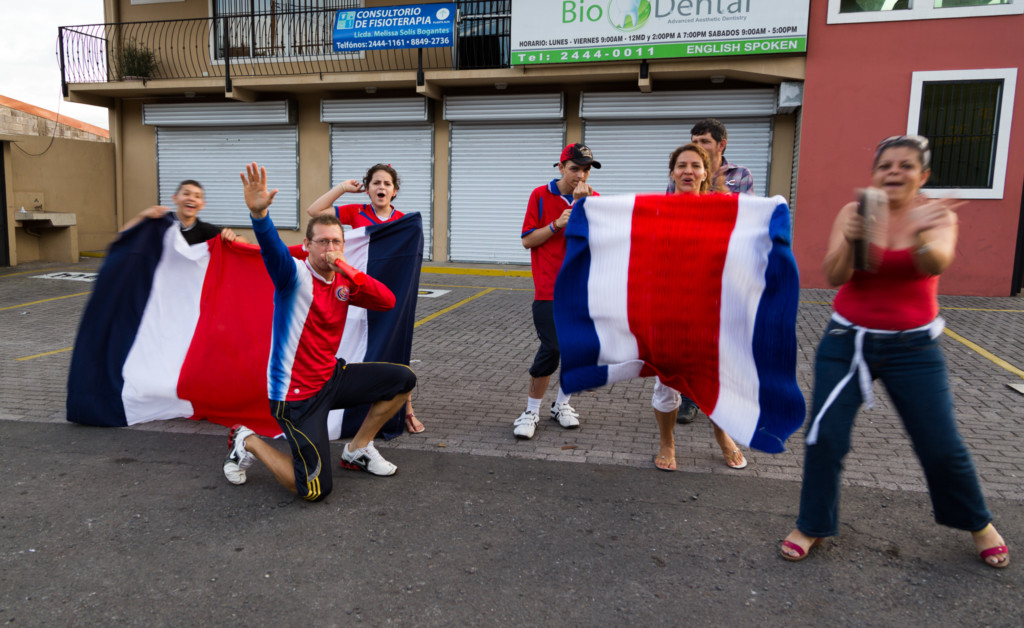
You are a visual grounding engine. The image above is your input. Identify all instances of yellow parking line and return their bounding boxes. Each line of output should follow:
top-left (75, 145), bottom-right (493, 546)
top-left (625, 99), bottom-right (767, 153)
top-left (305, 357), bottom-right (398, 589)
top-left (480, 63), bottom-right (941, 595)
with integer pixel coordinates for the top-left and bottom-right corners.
top-left (415, 287), bottom-right (496, 328)
top-left (941, 307), bottom-right (1024, 313)
top-left (944, 327), bottom-right (1024, 379)
top-left (16, 347), bottom-right (73, 361)
top-left (421, 282), bottom-right (532, 292)
top-left (421, 266), bottom-right (532, 278)
top-left (0, 292), bottom-right (91, 311)
top-left (799, 300), bottom-right (1023, 314)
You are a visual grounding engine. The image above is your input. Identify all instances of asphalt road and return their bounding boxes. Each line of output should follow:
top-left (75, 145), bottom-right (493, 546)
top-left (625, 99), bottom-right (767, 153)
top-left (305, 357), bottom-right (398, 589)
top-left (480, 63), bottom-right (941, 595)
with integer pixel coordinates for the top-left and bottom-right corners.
top-left (2, 421), bottom-right (1022, 626)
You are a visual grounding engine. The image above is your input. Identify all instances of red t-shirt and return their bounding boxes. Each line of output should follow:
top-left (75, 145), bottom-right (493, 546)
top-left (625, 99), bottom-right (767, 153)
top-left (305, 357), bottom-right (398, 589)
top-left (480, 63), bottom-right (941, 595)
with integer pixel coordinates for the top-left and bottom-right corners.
top-left (334, 203), bottom-right (404, 228)
top-left (833, 248), bottom-right (939, 330)
top-left (522, 180), bottom-right (597, 300)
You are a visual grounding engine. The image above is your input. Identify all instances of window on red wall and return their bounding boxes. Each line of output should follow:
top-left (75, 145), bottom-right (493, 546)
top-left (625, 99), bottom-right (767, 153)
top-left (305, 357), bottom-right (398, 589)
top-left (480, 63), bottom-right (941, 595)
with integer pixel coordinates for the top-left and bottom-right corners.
top-left (908, 69), bottom-right (1018, 200)
top-left (919, 80), bottom-right (1002, 189)
top-left (829, 0), bottom-right (1021, 22)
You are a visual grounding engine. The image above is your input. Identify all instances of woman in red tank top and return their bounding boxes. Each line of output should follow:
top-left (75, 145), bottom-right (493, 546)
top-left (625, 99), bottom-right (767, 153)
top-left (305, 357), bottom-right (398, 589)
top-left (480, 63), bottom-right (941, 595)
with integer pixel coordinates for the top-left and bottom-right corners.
top-left (780, 136), bottom-right (1009, 568)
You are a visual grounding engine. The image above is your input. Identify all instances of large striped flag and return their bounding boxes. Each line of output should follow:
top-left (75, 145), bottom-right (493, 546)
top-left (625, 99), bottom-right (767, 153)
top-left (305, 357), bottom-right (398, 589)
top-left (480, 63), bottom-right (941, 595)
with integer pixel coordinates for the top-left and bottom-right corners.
top-left (554, 193), bottom-right (804, 453)
top-left (66, 212), bottom-right (423, 439)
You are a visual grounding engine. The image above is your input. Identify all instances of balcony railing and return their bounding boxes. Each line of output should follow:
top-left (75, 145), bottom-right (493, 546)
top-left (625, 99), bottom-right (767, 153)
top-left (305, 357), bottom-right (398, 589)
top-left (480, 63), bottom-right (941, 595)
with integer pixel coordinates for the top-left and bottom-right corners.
top-left (58, 2), bottom-right (511, 94)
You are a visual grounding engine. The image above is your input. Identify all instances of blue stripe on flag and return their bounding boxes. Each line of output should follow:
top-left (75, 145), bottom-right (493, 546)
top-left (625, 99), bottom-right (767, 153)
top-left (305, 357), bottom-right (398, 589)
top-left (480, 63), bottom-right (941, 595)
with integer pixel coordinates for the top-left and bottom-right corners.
top-left (749, 200), bottom-right (805, 453)
top-left (554, 197), bottom-right (608, 394)
top-left (344, 212), bottom-right (424, 439)
top-left (66, 215), bottom-right (173, 426)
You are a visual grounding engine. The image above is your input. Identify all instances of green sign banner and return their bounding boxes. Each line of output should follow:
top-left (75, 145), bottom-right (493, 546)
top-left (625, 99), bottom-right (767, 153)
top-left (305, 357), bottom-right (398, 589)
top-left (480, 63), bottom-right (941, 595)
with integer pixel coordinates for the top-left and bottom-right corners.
top-left (510, 0), bottom-right (810, 65)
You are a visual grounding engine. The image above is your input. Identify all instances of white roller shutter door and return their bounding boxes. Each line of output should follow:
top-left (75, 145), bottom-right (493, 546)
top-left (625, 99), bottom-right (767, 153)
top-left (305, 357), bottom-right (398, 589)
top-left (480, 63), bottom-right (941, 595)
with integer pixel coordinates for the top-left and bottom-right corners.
top-left (330, 124), bottom-right (434, 259)
top-left (583, 118), bottom-right (773, 197)
top-left (449, 121), bottom-right (565, 264)
top-left (156, 126), bottom-right (299, 229)
top-left (580, 89), bottom-right (776, 197)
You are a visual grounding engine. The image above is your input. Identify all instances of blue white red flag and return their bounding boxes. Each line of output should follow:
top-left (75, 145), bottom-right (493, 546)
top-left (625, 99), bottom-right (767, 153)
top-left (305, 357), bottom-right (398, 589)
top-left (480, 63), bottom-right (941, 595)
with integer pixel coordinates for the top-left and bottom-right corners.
top-left (66, 213), bottom-right (423, 439)
top-left (554, 193), bottom-right (804, 453)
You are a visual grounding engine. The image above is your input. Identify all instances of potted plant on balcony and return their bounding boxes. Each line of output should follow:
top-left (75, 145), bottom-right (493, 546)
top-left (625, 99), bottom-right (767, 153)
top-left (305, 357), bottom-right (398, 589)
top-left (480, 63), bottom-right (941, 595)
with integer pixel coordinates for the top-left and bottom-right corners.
top-left (118, 40), bottom-right (157, 80)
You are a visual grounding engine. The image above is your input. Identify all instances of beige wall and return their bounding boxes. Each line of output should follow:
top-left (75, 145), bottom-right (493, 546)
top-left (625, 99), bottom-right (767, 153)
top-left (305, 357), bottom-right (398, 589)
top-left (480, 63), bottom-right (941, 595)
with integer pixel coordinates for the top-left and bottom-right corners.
top-left (6, 135), bottom-right (116, 263)
top-left (119, 101), bottom-right (159, 228)
top-left (768, 113), bottom-right (796, 203)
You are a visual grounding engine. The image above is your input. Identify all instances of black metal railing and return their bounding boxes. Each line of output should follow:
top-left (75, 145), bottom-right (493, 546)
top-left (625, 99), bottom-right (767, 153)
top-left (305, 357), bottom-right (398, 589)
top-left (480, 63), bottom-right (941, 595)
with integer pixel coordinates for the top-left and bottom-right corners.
top-left (58, 3), bottom-right (511, 94)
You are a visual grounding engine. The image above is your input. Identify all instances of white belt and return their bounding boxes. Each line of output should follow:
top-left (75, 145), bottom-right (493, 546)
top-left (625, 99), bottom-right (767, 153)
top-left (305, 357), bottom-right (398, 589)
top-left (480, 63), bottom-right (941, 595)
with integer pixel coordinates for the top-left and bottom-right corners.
top-left (806, 312), bottom-right (945, 445)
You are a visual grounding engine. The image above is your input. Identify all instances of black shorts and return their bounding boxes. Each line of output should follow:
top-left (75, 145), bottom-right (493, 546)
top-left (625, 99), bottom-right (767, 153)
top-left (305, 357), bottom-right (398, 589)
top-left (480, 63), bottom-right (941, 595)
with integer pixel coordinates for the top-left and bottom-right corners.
top-left (270, 360), bottom-right (416, 502)
top-left (529, 300), bottom-right (560, 378)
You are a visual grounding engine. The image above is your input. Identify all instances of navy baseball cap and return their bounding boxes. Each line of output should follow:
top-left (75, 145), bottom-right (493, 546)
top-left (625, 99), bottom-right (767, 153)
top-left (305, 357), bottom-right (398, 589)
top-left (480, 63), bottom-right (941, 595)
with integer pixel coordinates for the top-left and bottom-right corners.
top-left (555, 143), bottom-right (601, 169)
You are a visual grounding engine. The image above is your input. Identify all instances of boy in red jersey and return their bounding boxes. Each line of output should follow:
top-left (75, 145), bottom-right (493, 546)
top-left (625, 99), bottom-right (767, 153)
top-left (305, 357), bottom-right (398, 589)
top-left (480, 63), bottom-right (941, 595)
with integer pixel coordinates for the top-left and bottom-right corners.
top-left (513, 143), bottom-right (600, 440)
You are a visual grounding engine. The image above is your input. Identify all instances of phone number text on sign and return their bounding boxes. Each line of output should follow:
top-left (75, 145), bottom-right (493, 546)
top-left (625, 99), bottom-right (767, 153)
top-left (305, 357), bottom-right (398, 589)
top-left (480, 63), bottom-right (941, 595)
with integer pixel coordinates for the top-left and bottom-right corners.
top-left (513, 37), bottom-right (805, 65)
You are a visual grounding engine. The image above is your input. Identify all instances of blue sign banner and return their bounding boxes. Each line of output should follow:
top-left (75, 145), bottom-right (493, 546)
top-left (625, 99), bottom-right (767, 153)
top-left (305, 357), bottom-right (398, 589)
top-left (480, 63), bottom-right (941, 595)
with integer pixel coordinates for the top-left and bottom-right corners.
top-left (333, 3), bottom-right (456, 52)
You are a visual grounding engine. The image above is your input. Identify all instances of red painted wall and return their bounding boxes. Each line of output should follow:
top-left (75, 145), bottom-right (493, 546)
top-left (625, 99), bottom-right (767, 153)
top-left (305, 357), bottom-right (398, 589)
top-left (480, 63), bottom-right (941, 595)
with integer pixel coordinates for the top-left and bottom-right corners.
top-left (794, 3), bottom-right (1023, 296)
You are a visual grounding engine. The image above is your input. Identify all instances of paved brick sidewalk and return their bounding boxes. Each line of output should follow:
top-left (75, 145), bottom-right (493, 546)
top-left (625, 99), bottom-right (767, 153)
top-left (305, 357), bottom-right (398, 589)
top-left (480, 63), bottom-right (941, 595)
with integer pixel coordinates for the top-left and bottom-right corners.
top-left (2, 259), bottom-right (1022, 500)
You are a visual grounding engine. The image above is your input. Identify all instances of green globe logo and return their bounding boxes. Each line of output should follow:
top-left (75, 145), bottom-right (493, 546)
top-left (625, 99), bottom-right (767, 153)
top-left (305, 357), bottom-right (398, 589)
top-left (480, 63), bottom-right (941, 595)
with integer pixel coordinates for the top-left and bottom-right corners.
top-left (607, 0), bottom-right (651, 32)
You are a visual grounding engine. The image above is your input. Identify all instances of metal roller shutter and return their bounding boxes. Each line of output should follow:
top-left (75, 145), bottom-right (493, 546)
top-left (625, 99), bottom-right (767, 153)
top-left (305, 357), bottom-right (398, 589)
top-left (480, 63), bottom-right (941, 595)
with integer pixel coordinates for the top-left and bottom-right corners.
top-left (329, 124), bottom-right (434, 259)
top-left (583, 117), bottom-right (773, 197)
top-left (449, 121), bottom-right (565, 263)
top-left (790, 107), bottom-right (802, 219)
top-left (144, 101), bottom-right (292, 126)
top-left (580, 89), bottom-right (777, 119)
top-left (156, 125), bottom-right (299, 229)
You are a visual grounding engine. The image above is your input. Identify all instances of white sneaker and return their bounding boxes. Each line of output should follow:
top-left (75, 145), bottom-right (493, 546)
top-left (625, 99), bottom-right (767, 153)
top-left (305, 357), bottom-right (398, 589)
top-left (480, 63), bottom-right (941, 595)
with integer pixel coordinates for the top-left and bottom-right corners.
top-left (223, 424), bottom-right (256, 485)
top-left (550, 401), bottom-right (581, 429)
top-left (340, 441), bottom-right (397, 476)
top-left (513, 410), bottom-right (540, 439)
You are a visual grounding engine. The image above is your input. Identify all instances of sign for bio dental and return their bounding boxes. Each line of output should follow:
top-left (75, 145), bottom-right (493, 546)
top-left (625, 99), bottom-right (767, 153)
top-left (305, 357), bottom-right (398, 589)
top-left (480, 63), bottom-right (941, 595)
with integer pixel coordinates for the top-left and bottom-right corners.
top-left (332, 3), bottom-right (455, 52)
top-left (510, 0), bottom-right (809, 65)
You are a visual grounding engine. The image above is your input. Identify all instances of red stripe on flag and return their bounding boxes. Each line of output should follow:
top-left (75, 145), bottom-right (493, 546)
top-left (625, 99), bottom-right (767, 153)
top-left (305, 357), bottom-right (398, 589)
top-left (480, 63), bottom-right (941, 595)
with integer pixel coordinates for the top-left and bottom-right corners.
top-left (177, 238), bottom-right (280, 436)
top-left (625, 194), bottom-right (739, 411)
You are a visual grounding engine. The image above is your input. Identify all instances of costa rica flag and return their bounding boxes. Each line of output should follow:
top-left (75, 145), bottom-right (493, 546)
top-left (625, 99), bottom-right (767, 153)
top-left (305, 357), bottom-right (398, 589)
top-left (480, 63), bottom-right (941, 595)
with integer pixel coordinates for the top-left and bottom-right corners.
top-left (66, 212), bottom-right (423, 439)
top-left (554, 193), bottom-right (804, 453)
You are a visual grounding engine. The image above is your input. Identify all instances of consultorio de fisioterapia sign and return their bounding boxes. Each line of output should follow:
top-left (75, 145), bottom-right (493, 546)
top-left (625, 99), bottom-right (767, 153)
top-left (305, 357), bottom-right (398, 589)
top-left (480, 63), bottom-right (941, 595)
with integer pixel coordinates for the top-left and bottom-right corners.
top-left (332, 3), bottom-right (455, 52)
top-left (510, 0), bottom-right (809, 65)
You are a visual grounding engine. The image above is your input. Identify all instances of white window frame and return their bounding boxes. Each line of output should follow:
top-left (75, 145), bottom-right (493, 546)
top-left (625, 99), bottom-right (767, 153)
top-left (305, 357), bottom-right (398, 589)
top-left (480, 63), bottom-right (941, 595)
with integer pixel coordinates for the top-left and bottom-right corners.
top-left (907, 68), bottom-right (1017, 199)
top-left (827, 0), bottom-right (1023, 24)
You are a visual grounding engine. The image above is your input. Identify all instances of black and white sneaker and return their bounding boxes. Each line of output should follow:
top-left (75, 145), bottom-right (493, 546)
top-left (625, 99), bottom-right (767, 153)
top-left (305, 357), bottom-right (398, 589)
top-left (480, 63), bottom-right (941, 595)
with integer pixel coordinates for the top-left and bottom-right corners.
top-left (223, 424), bottom-right (256, 485)
top-left (339, 441), bottom-right (397, 476)
top-left (550, 401), bottom-right (581, 429)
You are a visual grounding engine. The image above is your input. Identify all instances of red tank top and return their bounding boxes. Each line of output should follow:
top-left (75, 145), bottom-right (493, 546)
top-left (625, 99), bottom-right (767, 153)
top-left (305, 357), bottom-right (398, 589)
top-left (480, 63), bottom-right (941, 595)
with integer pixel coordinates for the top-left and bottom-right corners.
top-left (833, 248), bottom-right (939, 330)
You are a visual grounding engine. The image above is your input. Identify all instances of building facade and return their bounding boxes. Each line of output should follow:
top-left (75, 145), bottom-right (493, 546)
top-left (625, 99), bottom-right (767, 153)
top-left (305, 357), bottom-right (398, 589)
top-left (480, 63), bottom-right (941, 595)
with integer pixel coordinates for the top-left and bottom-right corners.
top-left (64, 0), bottom-right (807, 264)
top-left (795, 0), bottom-right (1024, 296)
top-left (1, 96), bottom-right (114, 265)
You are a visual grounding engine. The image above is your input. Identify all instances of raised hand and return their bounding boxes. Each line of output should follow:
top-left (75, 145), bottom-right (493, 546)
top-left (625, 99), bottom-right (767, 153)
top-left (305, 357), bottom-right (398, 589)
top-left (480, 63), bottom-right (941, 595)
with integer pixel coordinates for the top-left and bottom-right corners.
top-left (572, 180), bottom-right (595, 201)
top-left (555, 208), bottom-right (573, 230)
top-left (910, 197), bottom-right (963, 235)
top-left (240, 162), bottom-right (279, 218)
top-left (341, 179), bottom-right (365, 194)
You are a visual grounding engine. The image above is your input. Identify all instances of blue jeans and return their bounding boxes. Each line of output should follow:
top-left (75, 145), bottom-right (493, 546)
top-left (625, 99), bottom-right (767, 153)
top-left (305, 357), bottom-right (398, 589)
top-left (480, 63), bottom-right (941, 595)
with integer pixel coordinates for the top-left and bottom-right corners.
top-left (797, 319), bottom-right (991, 537)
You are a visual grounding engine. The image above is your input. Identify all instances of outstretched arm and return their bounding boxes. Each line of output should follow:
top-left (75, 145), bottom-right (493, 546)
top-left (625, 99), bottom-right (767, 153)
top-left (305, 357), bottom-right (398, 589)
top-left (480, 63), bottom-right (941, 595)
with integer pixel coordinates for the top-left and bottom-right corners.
top-left (909, 198), bottom-right (961, 276)
top-left (822, 202), bottom-right (861, 287)
top-left (121, 205), bottom-right (170, 232)
top-left (306, 179), bottom-right (364, 217)
top-left (240, 162), bottom-right (279, 219)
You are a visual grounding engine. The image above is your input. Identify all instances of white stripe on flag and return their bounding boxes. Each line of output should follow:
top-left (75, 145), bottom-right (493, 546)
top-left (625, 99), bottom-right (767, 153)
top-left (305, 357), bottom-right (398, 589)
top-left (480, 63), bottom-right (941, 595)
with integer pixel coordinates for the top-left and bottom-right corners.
top-left (586, 195), bottom-right (641, 370)
top-left (709, 195), bottom-right (778, 444)
top-left (329, 226), bottom-right (371, 440)
top-left (122, 228), bottom-right (204, 424)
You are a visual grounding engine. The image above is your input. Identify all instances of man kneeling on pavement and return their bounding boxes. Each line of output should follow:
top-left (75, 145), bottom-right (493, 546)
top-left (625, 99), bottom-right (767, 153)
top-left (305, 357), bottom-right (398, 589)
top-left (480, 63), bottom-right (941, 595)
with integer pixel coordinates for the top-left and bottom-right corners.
top-left (222, 162), bottom-right (416, 501)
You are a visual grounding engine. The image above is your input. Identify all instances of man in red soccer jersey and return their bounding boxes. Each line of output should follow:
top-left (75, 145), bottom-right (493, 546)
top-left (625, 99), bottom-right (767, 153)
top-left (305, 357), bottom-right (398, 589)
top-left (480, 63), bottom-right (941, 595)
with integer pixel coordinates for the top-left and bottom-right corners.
top-left (513, 143), bottom-right (600, 440)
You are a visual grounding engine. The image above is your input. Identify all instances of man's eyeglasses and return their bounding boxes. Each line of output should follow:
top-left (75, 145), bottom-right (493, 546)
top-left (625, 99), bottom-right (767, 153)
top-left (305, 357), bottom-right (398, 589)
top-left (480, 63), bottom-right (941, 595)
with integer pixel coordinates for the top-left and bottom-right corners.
top-left (311, 238), bottom-right (344, 248)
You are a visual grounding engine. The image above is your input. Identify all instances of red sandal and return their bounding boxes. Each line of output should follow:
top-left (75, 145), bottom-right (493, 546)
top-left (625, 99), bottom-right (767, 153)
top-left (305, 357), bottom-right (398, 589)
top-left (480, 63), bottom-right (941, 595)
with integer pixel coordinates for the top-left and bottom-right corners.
top-left (405, 413), bottom-right (425, 434)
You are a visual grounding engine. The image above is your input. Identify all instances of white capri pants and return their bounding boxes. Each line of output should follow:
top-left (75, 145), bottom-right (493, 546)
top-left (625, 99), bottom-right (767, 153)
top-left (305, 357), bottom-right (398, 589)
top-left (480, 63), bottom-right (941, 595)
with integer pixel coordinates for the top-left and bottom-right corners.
top-left (651, 377), bottom-right (682, 413)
